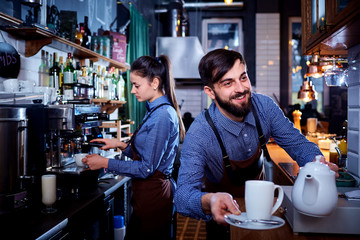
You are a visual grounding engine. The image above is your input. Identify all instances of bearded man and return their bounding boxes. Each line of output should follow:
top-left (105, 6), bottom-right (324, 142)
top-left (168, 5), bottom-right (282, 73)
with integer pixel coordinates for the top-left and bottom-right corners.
top-left (174, 49), bottom-right (338, 240)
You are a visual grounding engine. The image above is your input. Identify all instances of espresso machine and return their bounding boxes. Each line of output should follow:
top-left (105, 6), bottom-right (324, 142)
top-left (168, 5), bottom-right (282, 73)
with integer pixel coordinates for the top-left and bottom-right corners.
top-left (45, 104), bottom-right (108, 198)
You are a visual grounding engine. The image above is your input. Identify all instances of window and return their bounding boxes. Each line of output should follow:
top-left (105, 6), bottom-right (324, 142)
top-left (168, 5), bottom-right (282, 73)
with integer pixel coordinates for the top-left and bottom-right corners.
top-left (289, 17), bottom-right (324, 113)
top-left (202, 18), bottom-right (243, 53)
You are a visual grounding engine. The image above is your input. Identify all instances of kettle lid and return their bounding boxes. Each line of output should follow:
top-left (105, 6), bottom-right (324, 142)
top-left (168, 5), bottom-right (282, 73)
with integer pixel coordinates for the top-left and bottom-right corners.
top-left (302, 155), bottom-right (333, 174)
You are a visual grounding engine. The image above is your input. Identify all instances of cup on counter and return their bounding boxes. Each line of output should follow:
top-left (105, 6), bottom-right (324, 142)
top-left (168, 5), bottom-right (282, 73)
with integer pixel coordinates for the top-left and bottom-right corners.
top-left (41, 174), bottom-right (57, 214)
top-left (307, 118), bottom-right (317, 133)
top-left (75, 153), bottom-right (88, 167)
top-left (245, 180), bottom-right (284, 220)
top-left (3, 78), bottom-right (19, 92)
top-left (19, 80), bottom-right (35, 92)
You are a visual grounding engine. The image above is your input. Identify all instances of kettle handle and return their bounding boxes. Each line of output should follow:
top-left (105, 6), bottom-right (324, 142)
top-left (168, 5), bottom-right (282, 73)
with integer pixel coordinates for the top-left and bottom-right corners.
top-left (271, 184), bottom-right (284, 215)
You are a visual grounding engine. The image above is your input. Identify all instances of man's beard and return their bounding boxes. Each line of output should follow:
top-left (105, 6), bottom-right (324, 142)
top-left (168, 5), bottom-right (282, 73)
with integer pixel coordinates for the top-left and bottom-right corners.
top-left (214, 90), bottom-right (252, 118)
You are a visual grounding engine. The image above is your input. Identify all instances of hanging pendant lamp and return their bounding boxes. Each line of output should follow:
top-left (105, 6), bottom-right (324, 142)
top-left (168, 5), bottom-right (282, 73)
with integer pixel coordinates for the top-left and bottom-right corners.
top-left (298, 77), bottom-right (318, 102)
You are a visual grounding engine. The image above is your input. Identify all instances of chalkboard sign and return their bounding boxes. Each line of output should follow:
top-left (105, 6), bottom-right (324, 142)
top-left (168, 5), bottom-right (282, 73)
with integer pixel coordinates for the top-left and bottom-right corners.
top-left (0, 42), bottom-right (20, 78)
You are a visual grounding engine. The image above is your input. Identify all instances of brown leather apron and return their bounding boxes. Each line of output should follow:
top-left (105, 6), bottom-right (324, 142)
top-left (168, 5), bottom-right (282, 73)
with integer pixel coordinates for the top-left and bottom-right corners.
top-left (203, 109), bottom-right (265, 240)
top-left (124, 103), bottom-right (173, 240)
top-left (204, 145), bottom-right (264, 198)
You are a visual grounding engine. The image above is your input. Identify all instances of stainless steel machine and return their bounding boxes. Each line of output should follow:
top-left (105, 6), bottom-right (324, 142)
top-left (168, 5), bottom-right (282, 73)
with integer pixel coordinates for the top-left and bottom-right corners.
top-left (0, 99), bottom-right (108, 213)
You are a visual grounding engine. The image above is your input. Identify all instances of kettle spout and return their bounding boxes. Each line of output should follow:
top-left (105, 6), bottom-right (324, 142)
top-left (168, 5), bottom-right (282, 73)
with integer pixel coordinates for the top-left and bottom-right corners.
top-left (302, 174), bottom-right (319, 205)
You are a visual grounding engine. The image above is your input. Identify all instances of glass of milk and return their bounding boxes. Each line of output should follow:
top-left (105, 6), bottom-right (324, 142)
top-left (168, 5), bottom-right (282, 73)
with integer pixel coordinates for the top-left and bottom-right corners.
top-left (41, 174), bottom-right (57, 214)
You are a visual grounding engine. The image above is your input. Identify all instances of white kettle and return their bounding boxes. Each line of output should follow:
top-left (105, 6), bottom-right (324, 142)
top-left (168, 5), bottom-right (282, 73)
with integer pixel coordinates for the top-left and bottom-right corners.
top-left (292, 155), bottom-right (338, 217)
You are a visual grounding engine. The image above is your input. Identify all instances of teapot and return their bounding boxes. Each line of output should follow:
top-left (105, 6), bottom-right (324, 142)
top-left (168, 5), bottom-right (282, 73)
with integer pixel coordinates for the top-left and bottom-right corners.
top-left (292, 155), bottom-right (338, 217)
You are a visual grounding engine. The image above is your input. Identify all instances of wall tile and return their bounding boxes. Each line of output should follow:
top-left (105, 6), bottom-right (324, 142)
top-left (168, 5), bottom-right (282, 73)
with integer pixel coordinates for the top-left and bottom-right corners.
top-left (348, 130), bottom-right (359, 154)
top-left (347, 152), bottom-right (359, 177)
top-left (348, 86), bottom-right (360, 107)
top-left (348, 110), bottom-right (360, 131)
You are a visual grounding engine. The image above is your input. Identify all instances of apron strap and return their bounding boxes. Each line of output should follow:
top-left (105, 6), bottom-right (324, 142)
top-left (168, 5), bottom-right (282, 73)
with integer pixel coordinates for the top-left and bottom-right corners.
top-left (128, 102), bottom-right (171, 153)
top-left (251, 99), bottom-right (272, 163)
top-left (205, 109), bottom-right (235, 182)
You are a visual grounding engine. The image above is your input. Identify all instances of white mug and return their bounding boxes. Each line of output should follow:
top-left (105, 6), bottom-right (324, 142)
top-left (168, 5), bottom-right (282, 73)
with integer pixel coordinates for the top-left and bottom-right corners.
top-left (74, 153), bottom-right (88, 167)
top-left (245, 180), bottom-right (284, 220)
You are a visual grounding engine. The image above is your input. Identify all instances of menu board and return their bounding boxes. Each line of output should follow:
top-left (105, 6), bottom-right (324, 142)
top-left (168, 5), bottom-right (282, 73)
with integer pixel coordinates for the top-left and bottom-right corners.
top-left (0, 42), bottom-right (20, 78)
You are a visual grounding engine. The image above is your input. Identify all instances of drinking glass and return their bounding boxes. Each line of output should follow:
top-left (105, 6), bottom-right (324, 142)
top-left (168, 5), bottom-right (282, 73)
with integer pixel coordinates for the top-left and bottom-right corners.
top-left (41, 174), bottom-right (57, 214)
top-left (324, 60), bottom-right (348, 87)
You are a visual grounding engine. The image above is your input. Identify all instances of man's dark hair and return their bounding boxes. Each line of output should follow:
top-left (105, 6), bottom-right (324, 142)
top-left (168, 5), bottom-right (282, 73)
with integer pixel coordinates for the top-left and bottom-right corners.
top-left (198, 49), bottom-right (246, 87)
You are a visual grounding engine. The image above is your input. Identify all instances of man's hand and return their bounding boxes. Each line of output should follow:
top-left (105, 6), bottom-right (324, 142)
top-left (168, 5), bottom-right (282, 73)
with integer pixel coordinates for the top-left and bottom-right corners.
top-left (314, 155), bottom-right (339, 178)
top-left (201, 192), bottom-right (241, 225)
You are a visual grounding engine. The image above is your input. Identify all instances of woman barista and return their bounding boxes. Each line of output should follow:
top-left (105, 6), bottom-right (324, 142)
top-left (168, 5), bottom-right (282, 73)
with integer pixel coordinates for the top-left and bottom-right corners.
top-left (84, 55), bottom-right (185, 239)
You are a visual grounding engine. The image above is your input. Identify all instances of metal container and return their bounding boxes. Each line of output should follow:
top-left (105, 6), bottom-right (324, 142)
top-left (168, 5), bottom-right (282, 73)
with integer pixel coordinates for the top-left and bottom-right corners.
top-left (0, 107), bottom-right (28, 195)
top-left (46, 105), bottom-right (75, 130)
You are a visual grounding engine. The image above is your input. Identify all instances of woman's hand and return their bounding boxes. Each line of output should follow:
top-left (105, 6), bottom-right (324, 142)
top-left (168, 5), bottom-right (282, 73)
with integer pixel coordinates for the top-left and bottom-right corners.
top-left (90, 138), bottom-right (127, 151)
top-left (83, 154), bottom-right (109, 170)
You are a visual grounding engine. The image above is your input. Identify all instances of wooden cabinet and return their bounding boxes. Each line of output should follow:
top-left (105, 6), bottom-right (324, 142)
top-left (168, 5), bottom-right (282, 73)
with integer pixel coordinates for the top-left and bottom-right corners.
top-left (301, 0), bottom-right (360, 55)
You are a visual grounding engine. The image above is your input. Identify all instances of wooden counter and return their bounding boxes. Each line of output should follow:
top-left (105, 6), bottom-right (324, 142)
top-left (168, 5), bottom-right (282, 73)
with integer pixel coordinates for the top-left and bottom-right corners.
top-left (231, 143), bottom-right (359, 239)
top-left (230, 198), bottom-right (359, 240)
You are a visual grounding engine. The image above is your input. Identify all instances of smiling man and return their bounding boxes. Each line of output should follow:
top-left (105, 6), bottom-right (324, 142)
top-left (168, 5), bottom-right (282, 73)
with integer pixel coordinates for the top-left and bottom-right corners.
top-left (174, 49), bottom-right (338, 240)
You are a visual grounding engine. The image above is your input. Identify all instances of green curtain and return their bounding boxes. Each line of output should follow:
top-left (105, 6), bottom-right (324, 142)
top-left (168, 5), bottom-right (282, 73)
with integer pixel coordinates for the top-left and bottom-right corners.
top-left (126, 4), bottom-right (149, 130)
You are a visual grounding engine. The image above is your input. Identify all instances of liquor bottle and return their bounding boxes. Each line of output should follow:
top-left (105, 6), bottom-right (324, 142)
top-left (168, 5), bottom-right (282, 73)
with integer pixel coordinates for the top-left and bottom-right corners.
top-left (117, 70), bottom-right (126, 101)
top-left (59, 56), bottom-right (64, 94)
top-left (63, 53), bottom-right (75, 84)
top-left (75, 24), bottom-right (83, 45)
top-left (94, 65), bottom-right (102, 98)
top-left (44, 51), bottom-right (50, 86)
top-left (81, 16), bottom-right (92, 49)
top-left (49, 52), bottom-right (61, 92)
top-left (38, 50), bottom-right (47, 86)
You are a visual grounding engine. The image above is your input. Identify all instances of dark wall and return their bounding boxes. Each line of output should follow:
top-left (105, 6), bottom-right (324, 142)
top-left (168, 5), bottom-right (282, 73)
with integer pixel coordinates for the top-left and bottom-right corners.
top-left (278, 0), bottom-right (302, 110)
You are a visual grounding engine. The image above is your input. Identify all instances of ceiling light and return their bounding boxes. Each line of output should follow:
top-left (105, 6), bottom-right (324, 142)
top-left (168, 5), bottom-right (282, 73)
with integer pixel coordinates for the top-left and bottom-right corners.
top-left (225, 0), bottom-right (233, 5)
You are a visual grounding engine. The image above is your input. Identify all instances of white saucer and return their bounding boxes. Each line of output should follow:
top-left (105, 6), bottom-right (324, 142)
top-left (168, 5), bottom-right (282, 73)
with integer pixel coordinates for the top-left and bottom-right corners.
top-left (225, 213), bottom-right (285, 230)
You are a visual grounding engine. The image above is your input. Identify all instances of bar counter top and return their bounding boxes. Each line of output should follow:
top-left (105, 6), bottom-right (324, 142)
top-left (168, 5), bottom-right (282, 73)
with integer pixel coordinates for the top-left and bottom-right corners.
top-left (230, 143), bottom-right (359, 240)
top-left (0, 174), bottom-right (130, 239)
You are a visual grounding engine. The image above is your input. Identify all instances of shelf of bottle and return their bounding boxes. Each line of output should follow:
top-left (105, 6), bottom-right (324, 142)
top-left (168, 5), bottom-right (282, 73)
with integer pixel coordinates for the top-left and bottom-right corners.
top-left (4, 26), bottom-right (130, 72)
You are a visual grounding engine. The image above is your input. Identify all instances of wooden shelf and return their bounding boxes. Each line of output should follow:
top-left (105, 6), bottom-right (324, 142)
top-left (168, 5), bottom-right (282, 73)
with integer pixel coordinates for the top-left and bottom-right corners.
top-left (4, 26), bottom-right (130, 71)
top-left (91, 99), bottom-right (127, 114)
top-left (100, 120), bottom-right (134, 143)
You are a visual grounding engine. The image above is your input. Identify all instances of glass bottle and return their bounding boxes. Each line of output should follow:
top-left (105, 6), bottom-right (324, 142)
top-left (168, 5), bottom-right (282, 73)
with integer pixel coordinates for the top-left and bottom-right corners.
top-left (75, 25), bottom-right (83, 45)
top-left (82, 16), bottom-right (92, 49)
top-left (63, 53), bottom-right (75, 84)
top-left (58, 56), bottom-right (64, 95)
top-left (38, 50), bottom-right (47, 86)
top-left (117, 70), bottom-right (126, 101)
top-left (49, 52), bottom-right (60, 92)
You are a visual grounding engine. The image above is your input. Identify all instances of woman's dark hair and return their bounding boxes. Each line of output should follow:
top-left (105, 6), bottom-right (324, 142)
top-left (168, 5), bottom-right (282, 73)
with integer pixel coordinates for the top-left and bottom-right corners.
top-left (131, 55), bottom-right (185, 141)
top-left (198, 49), bottom-right (246, 87)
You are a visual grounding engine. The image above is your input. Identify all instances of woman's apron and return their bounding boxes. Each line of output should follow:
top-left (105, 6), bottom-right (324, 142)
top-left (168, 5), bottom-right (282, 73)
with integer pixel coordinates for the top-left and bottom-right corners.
top-left (124, 103), bottom-right (173, 240)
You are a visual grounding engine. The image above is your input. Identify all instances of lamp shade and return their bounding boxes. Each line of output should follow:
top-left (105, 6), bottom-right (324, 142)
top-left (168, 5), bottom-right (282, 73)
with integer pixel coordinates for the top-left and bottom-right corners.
top-left (305, 55), bottom-right (323, 78)
top-left (298, 79), bottom-right (318, 102)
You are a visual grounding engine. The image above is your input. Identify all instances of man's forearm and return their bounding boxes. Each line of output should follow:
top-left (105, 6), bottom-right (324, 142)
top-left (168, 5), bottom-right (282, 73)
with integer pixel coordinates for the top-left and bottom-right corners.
top-left (201, 193), bottom-right (214, 215)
